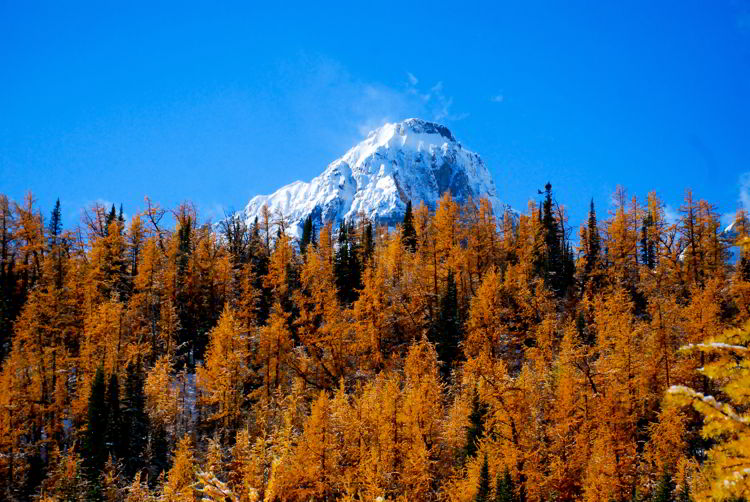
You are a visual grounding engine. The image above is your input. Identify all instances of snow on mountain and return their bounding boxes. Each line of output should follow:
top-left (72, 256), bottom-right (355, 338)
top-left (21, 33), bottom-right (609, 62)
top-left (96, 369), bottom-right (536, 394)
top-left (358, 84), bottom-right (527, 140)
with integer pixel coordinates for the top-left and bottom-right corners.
top-left (723, 219), bottom-right (742, 263)
top-left (724, 220), bottom-right (739, 240)
top-left (241, 118), bottom-right (506, 238)
top-left (678, 219), bottom-right (743, 263)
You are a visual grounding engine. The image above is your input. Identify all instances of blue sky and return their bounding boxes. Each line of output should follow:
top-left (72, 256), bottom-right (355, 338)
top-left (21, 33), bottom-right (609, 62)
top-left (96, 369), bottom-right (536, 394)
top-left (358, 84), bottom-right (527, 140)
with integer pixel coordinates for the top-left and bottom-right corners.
top-left (1, 1), bottom-right (749, 230)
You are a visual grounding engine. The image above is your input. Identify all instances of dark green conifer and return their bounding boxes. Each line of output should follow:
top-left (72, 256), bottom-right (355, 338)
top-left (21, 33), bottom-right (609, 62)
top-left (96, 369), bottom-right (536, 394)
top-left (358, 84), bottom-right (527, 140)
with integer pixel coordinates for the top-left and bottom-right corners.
top-left (122, 362), bottom-right (148, 478)
top-left (105, 204), bottom-right (117, 234)
top-left (48, 198), bottom-right (65, 289)
top-left (105, 373), bottom-right (123, 460)
top-left (652, 468), bottom-right (675, 502)
top-left (300, 215), bottom-right (314, 255)
top-left (48, 198), bottom-right (62, 247)
top-left (586, 199), bottom-right (600, 274)
top-left (334, 221), bottom-right (362, 304)
top-left (362, 221), bottom-right (374, 264)
top-left (641, 213), bottom-right (656, 269)
top-left (541, 182), bottom-right (563, 293)
top-left (433, 270), bottom-right (462, 377)
top-left (475, 453), bottom-right (491, 502)
top-left (495, 467), bottom-right (517, 502)
top-left (402, 200), bottom-right (417, 252)
top-left (149, 423), bottom-right (169, 483)
top-left (465, 386), bottom-right (486, 459)
top-left (84, 367), bottom-right (108, 479)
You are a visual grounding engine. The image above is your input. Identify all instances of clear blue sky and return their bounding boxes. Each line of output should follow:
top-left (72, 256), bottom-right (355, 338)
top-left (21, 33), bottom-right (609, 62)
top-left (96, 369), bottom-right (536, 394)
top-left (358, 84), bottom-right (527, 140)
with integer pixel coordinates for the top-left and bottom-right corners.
top-left (2, 1), bottom-right (749, 230)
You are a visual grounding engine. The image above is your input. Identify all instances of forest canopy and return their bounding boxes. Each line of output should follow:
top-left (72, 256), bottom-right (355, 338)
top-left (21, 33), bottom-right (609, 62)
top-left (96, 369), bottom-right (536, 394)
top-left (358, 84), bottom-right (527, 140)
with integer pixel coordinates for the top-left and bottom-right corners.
top-left (1, 186), bottom-right (749, 502)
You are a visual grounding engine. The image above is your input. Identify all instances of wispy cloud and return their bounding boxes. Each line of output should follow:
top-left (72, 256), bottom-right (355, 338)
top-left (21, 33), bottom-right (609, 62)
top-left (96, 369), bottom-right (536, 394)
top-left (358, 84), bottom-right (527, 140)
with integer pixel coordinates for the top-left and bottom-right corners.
top-left (718, 171), bottom-right (750, 228)
top-left (407, 78), bottom-right (469, 122)
top-left (490, 94), bottom-right (504, 103)
top-left (273, 55), bottom-right (469, 151)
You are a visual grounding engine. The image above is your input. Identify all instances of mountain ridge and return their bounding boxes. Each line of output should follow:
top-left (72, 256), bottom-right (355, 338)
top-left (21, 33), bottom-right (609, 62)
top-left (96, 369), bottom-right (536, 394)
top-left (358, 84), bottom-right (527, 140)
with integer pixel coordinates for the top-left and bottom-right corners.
top-left (241, 118), bottom-right (507, 237)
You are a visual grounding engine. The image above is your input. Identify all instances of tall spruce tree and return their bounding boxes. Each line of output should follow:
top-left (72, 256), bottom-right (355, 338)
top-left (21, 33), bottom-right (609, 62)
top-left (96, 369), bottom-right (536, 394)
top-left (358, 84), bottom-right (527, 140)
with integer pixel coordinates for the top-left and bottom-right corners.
top-left (47, 198), bottom-right (62, 247)
top-left (465, 386), bottom-right (487, 459)
top-left (105, 373), bottom-right (123, 461)
top-left (83, 367), bottom-right (108, 478)
top-left (122, 362), bottom-right (148, 478)
top-left (48, 198), bottom-right (64, 288)
top-left (175, 213), bottom-right (195, 366)
top-left (541, 183), bottom-right (566, 294)
top-left (640, 213), bottom-right (656, 269)
top-left (402, 200), bottom-right (417, 252)
top-left (300, 215), bottom-right (314, 256)
top-left (334, 221), bottom-right (362, 304)
top-left (104, 204), bottom-right (117, 235)
top-left (362, 221), bottom-right (374, 264)
top-left (586, 199), bottom-right (600, 274)
top-left (433, 270), bottom-right (462, 377)
top-left (149, 424), bottom-right (169, 483)
top-left (335, 222), bottom-right (351, 302)
top-left (495, 468), bottom-right (517, 502)
top-left (652, 468), bottom-right (675, 502)
top-left (348, 224), bottom-right (362, 297)
top-left (475, 454), bottom-right (491, 502)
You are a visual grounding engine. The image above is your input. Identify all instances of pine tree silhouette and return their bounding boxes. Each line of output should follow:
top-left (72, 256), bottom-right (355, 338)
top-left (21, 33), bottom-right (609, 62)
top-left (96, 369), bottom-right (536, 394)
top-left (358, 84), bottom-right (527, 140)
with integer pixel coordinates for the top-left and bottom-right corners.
top-left (402, 200), bottom-right (417, 252)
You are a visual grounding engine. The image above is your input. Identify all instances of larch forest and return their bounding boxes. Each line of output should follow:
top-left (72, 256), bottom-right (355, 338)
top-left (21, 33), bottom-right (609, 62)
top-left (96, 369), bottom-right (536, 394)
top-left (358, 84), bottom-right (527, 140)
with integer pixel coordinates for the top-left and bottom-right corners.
top-left (1, 185), bottom-right (750, 502)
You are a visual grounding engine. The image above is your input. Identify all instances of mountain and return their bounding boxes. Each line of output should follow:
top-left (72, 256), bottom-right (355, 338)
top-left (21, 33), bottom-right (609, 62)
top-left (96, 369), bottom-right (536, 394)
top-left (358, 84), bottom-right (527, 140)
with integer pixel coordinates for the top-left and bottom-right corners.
top-left (240, 118), bottom-right (507, 238)
top-left (723, 219), bottom-right (742, 263)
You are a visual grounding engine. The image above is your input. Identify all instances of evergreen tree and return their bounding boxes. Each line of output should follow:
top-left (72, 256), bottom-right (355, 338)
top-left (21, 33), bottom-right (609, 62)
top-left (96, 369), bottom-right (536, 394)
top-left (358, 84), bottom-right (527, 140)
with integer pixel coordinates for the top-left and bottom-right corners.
top-left (83, 367), bottom-right (108, 480)
top-left (541, 183), bottom-right (567, 294)
top-left (334, 222), bottom-right (351, 302)
top-left (149, 423), bottom-right (169, 483)
top-left (563, 242), bottom-right (576, 290)
top-left (586, 199), bottom-right (601, 275)
top-left (402, 200), bottom-right (417, 252)
top-left (465, 386), bottom-right (487, 459)
top-left (334, 221), bottom-right (362, 304)
top-left (652, 468), bottom-right (675, 502)
top-left (175, 211), bottom-right (195, 365)
top-left (300, 214), bottom-right (314, 256)
top-left (433, 270), bottom-right (462, 377)
top-left (362, 221), bottom-right (374, 264)
top-left (348, 224), bottom-right (362, 298)
top-left (677, 480), bottom-right (691, 502)
top-left (122, 362), bottom-right (148, 478)
top-left (641, 213), bottom-right (656, 269)
top-left (48, 198), bottom-right (65, 289)
top-left (495, 467), bottom-right (517, 502)
top-left (104, 204), bottom-right (117, 235)
top-left (21, 452), bottom-right (45, 500)
top-left (104, 373), bottom-right (123, 461)
top-left (475, 453), bottom-right (491, 502)
top-left (47, 198), bottom-right (62, 247)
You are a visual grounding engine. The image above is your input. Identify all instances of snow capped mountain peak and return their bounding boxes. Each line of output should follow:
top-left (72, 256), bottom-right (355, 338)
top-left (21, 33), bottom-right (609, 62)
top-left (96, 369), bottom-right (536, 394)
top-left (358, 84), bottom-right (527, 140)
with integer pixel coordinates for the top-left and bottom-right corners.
top-left (241, 118), bottom-right (505, 238)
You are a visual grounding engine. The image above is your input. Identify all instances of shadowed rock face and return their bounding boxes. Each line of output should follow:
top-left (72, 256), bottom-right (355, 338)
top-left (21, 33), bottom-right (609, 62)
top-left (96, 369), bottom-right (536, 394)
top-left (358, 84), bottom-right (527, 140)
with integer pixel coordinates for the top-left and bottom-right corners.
top-left (241, 118), bottom-right (506, 238)
top-left (397, 119), bottom-right (456, 142)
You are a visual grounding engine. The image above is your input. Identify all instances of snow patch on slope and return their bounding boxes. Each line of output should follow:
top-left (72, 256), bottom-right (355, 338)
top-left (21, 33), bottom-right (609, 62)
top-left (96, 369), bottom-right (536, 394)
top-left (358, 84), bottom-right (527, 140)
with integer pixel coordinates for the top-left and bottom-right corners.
top-left (242, 118), bottom-right (506, 238)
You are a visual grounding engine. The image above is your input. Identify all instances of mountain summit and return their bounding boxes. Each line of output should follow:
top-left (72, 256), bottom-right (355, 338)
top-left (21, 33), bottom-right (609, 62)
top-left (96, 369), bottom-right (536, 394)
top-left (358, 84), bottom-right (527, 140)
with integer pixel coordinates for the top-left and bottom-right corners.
top-left (241, 118), bottom-right (505, 237)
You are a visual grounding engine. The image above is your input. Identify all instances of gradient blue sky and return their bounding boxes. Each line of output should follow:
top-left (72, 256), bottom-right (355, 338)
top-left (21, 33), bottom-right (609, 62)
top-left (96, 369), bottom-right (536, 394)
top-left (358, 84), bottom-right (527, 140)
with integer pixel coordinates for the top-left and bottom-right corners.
top-left (2, 1), bottom-right (749, 230)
